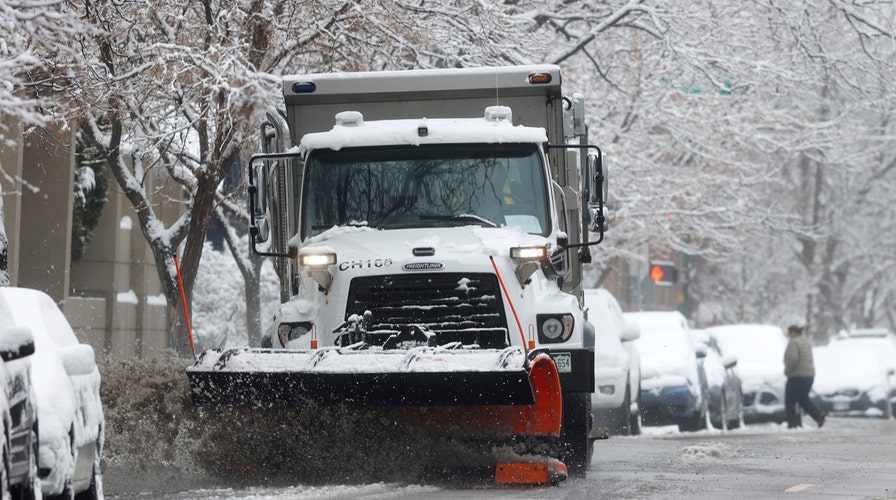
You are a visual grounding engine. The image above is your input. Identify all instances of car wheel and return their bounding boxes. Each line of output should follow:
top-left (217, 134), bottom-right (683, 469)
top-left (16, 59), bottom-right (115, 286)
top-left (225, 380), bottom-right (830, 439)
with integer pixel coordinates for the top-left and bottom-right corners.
top-left (728, 389), bottom-right (745, 429)
top-left (715, 392), bottom-right (729, 431)
top-left (45, 430), bottom-right (75, 500)
top-left (73, 460), bottom-right (101, 500)
top-left (616, 386), bottom-right (633, 436)
top-left (678, 412), bottom-right (702, 432)
top-left (629, 386), bottom-right (642, 436)
top-left (882, 399), bottom-right (893, 420)
top-left (560, 392), bottom-right (592, 477)
top-left (680, 398), bottom-right (710, 433)
top-left (701, 398), bottom-right (712, 430)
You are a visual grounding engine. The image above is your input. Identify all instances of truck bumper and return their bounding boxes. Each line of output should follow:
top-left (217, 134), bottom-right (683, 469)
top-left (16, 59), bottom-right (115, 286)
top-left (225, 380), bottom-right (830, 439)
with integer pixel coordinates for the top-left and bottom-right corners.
top-left (546, 348), bottom-right (594, 394)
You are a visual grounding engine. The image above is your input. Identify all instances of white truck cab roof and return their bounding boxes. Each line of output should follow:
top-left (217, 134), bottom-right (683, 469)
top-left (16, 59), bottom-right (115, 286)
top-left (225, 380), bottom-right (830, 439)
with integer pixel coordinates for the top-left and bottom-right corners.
top-left (300, 106), bottom-right (548, 152)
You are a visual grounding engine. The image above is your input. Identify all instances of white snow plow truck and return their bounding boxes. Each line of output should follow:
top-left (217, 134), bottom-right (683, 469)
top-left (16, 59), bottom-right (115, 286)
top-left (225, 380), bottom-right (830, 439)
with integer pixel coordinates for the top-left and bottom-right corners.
top-left (186, 65), bottom-right (608, 483)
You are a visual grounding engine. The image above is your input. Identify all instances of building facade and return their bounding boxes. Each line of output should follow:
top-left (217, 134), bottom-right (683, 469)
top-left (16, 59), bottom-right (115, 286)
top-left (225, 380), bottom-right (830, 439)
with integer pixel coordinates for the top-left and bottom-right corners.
top-left (1, 117), bottom-right (171, 358)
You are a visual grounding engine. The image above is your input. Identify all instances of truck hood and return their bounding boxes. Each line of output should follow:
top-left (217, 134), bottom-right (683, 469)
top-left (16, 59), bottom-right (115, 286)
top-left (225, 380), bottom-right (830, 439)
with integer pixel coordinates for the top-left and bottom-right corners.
top-left (298, 225), bottom-right (551, 270)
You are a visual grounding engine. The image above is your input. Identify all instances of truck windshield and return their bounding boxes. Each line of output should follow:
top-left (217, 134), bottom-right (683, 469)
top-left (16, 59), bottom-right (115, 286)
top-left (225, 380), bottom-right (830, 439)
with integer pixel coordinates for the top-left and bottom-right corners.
top-left (302, 144), bottom-right (549, 239)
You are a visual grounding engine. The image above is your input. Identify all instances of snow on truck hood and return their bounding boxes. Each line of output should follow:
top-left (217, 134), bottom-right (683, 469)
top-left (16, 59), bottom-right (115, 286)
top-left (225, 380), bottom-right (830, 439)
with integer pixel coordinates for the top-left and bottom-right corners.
top-left (300, 108), bottom-right (548, 152)
top-left (299, 225), bottom-right (551, 266)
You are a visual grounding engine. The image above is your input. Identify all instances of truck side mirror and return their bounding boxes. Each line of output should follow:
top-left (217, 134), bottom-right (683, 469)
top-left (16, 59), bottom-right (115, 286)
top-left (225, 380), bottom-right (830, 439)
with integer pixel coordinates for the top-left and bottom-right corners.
top-left (248, 157), bottom-right (271, 244)
top-left (588, 207), bottom-right (609, 233)
top-left (585, 153), bottom-right (607, 233)
top-left (250, 159), bottom-right (269, 217)
top-left (254, 218), bottom-right (271, 244)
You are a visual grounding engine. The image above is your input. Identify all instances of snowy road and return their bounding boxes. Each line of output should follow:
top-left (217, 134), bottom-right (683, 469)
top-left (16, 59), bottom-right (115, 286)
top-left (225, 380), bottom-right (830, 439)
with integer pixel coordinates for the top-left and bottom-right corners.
top-left (105, 417), bottom-right (896, 499)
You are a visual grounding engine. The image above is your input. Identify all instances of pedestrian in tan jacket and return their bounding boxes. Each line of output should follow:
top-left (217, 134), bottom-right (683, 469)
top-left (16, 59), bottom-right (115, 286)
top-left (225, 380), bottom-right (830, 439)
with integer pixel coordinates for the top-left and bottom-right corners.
top-left (784, 325), bottom-right (825, 429)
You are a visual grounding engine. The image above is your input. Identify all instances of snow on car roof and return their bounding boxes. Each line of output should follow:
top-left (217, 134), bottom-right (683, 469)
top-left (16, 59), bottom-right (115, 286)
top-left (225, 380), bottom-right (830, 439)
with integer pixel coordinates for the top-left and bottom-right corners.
top-left (846, 328), bottom-right (892, 338)
top-left (813, 344), bottom-right (887, 392)
top-left (704, 324), bottom-right (786, 364)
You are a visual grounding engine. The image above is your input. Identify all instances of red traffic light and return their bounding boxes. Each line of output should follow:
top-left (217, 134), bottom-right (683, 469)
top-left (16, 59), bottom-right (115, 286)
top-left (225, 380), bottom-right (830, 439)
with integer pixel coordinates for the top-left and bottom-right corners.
top-left (649, 262), bottom-right (678, 286)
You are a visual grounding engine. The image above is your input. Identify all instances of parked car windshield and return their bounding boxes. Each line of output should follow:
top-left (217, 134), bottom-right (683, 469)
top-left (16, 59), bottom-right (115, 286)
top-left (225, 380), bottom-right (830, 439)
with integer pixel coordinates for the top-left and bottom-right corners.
top-left (301, 144), bottom-right (549, 238)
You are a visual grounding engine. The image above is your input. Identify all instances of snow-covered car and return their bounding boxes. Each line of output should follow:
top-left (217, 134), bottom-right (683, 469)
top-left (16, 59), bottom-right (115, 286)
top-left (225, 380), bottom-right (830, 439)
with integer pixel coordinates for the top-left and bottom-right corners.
top-left (584, 288), bottom-right (642, 436)
top-left (811, 343), bottom-right (893, 419)
top-left (0, 287), bottom-right (104, 499)
top-left (0, 321), bottom-right (40, 498)
top-left (705, 324), bottom-right (787, 424)
top-left (626, 311), bottom-right (707, 432)
top-left (845, 328), bottom-right (894, 339)
top-left (830, 332), bottom-right (896, 414)
top-left (690, 329), bottom-right (744, 430)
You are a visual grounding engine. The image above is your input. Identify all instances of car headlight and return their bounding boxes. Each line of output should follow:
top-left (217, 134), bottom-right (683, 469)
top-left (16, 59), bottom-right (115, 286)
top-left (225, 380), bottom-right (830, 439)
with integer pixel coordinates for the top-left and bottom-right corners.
top-left (278, 321), bottom-right (313, 346)
top-left (537, 313), bottom-right (575, 343)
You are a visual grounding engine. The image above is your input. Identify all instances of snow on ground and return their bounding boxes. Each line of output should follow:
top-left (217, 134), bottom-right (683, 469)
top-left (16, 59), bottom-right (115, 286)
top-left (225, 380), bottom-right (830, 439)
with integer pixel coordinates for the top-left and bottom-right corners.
top-left (674, 442), bottom-right (736, 464)
top-left (113, 484), bottom-right (442, 500)
top-left (118, 483), bottom-right (442, 500)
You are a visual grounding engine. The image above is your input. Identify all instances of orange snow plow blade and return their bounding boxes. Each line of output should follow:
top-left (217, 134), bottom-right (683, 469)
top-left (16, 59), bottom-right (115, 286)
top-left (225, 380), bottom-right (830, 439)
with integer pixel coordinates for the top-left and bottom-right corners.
top-left (402, 353), bottom-right (566, 485)
top-left (186, 347), bottom-right (566, 484)
top-left (401, 352), bottom-right (562, 435)
top-left (495, 462), bottom-right (568, 484)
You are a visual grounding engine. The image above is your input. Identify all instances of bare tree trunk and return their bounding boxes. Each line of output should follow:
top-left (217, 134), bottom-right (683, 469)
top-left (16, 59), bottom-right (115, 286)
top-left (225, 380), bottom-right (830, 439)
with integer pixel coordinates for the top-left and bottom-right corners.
top-left (213, 206), bottom-right (266, 346)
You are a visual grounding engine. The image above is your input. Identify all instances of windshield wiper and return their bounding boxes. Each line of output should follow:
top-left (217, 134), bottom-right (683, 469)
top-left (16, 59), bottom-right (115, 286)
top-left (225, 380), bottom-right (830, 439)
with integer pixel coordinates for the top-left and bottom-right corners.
top-left (420, 214), bottom-right (498, 228)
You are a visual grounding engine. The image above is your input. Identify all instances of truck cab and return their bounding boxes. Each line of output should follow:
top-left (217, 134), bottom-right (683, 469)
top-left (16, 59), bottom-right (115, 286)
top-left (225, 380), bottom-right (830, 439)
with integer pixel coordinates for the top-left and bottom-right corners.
top-left (256, 67), bottom-right (605, 397)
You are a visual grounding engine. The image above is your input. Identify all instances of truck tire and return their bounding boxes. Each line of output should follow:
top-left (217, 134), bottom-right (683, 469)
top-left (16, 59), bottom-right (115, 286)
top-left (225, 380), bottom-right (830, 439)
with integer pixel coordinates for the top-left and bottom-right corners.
top-left (560, 392), bottom-right (592, 477)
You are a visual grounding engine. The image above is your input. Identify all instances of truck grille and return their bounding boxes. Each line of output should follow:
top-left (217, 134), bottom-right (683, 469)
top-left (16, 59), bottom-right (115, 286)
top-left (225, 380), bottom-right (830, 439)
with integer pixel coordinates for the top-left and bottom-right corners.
top-left (345, 273), bottom-right (510, 348)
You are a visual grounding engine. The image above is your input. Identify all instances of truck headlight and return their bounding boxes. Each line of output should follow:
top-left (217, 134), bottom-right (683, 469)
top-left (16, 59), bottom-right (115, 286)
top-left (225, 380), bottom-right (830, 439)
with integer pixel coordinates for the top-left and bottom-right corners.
top-left (510, 246), bottom-right (548, 288)
top-left (299, 249), bottom-right (336, 292)
top-left (537, 313), bottom-right (575, 344)
top-left (278, 321), bottom-right (313, 346)
top-left (300, 252), bottom-right (337, 267)
top-left (510, 246), bottom-right (547, 261)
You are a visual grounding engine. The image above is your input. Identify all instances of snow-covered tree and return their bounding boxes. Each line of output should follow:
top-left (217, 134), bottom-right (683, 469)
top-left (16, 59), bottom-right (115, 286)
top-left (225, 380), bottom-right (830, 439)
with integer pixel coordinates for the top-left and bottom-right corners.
top-left (68, 0), bottom-right (536, 353)
top-left (521, 1), bottom-right (896, 337)
top-left (5, 0), bottom-right (891, 348)
top-left (0, 0), bottom-right (87, 285)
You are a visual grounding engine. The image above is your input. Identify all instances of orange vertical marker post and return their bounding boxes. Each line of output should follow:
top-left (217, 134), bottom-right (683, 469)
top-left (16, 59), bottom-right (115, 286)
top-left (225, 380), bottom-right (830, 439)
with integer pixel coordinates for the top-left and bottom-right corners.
top-left (173, 256), bottom-right (196, 358)
top-left (528, 324), bottom-right (536, 350)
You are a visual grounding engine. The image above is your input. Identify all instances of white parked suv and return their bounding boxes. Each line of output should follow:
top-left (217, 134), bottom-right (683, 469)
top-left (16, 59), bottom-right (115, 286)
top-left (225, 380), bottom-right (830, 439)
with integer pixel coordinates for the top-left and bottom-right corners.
top-left (584, 289), bottom-right (642, 436)
top-left (0, 287), bottom-right (104, 499)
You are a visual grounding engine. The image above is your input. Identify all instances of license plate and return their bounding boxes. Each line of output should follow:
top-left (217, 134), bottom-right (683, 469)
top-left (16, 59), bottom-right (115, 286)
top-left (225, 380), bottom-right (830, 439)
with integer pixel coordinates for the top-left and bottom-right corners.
top-left (833, 402), bottom-right (849, 411)
top-left (550, 352), bottom-right (572, 373)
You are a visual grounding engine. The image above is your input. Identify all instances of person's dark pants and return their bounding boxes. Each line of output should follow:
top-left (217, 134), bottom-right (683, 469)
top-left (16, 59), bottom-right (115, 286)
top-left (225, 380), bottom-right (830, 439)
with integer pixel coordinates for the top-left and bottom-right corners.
top-left (785, 376), bottom-right (822, 428)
